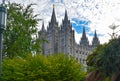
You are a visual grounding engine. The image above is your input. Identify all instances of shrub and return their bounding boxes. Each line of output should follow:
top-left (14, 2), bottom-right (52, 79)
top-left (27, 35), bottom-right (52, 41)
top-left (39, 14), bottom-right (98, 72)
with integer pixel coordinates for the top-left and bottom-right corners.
top-left (2, 54), bottom-right (86, 81)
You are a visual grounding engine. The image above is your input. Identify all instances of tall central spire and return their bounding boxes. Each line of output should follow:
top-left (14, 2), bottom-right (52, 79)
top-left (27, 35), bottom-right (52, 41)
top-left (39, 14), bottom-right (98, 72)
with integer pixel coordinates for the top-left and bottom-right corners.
top-left (51, 4), bottom-right (56, 23)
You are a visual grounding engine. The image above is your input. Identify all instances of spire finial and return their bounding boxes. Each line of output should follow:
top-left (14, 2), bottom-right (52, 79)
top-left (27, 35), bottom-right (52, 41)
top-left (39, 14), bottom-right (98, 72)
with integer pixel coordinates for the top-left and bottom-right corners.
top-left (53, 4), bottom-right (55, 9)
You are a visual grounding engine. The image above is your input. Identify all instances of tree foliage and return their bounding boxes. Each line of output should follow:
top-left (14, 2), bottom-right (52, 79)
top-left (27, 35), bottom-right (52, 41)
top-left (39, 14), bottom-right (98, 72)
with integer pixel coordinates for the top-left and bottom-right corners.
top-left (85, 37), bottom-right (120, 81)
top-left (2, 54), bottom-right (86, 81)
top-left (3, 2), bottom-right (41, 58)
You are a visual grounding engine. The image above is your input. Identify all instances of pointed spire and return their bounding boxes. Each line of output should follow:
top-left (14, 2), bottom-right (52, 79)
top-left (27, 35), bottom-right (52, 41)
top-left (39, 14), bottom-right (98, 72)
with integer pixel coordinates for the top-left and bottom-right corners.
top-left (41, 21), bottom-right (46, 32)
top-left (51, 4), bottom-right (56, 23)
top-left (82, 27), bottom-right (87, 38)
top-left (64, 9), bottom-right (68, 22)
top-left (80, 27), bottom-right (89, 46)
top-left (42, 21), bottom-right (45, 30)
top-left (94, 30), bottom-right (97, 38)
top-left (93, 30), bottom-right (99, 40)
top-left (92, 30), bottom-right (100, 46)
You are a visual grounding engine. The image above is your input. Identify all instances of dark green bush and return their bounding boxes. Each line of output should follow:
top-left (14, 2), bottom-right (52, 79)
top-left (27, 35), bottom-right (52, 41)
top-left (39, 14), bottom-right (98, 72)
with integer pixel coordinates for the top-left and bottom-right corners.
top-left (86, 38), bottom-right (120, 81)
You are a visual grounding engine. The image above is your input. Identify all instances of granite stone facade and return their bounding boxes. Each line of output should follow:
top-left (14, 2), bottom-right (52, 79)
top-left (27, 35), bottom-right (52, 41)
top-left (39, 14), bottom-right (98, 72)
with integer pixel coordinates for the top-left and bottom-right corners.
top-left (38, 7), bottom-right (100, 65)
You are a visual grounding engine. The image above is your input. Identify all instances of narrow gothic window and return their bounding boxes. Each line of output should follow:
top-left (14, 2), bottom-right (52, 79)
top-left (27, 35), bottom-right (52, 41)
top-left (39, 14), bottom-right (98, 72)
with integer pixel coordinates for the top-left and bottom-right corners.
top-left (76, 50), bottom-right (78, 53)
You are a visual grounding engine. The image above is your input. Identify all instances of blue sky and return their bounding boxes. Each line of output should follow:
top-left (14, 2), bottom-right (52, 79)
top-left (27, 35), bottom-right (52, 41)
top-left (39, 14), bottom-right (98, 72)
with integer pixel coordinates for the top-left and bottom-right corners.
top-left (71, 18), bottom-right (90, 34)
top-left (71, 18), bottom-right (104, 37)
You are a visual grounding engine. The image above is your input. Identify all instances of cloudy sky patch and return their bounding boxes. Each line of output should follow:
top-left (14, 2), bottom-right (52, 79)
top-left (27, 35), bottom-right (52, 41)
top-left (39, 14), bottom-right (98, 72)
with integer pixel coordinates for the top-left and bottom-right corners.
top-left (3, 0), bottom-right (120, 44)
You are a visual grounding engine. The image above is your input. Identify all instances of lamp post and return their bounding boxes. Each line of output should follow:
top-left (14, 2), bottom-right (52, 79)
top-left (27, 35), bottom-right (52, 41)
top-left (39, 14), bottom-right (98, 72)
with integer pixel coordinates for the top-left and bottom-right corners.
top-left (0, 0), bottom-right (7, 80)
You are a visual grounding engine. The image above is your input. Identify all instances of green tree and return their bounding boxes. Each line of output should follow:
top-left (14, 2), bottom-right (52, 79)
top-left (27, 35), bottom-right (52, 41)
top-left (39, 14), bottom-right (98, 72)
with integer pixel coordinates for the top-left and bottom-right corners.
top-left (2, 54), bottom-right (86, 81)
top-left (85, 37), bottom-right (120, 81)
top-left (3, 2), bottom-right (41, 58)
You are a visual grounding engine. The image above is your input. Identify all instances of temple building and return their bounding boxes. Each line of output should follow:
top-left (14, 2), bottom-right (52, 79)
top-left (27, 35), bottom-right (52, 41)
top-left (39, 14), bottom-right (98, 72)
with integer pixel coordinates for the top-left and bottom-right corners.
top-left (38, 6), bottom-right (100, 65)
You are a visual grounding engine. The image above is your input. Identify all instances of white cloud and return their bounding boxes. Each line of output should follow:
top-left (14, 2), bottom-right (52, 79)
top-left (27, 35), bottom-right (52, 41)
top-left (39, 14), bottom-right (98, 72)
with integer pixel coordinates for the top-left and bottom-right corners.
top-left (8, 0), bottom-right (120, 44)
top-left (74, 31), bottom-right (81, 44)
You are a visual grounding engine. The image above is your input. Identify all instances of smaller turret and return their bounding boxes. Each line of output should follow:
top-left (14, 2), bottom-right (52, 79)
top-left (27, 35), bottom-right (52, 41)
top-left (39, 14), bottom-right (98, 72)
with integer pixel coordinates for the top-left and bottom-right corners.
top-left (80, 27), bottom-right (89, 46)
top-left (38, 21), bottom-right (46, 55)
top-left (64, 10), bottom-right (68, 22)
top-left (61, 9), bottom-right (71, 31)
top-left (41, 21), bottom-right (46, 32)
top-left (38, 21), bottom-right (46, 39)
top-left (92, 30), bottom-right (100, 47)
